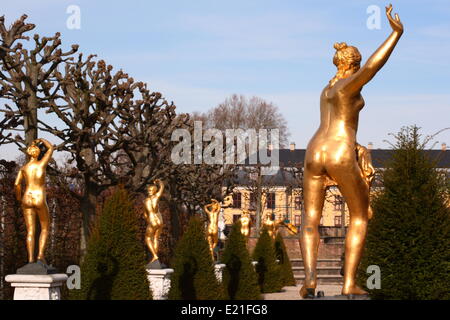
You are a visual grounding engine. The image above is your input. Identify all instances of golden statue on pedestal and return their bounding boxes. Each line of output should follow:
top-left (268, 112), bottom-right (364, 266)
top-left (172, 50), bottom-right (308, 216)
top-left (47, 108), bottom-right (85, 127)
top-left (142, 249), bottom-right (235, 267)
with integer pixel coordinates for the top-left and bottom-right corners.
top-left (239, 209), bottom-right (251, 240)
top-left (263, 212), bottom-right (298, 239)
top-left (300, 4), bottom-right (403, 298)
top-left (262, 212), bottom-right (279, 239)
top-left (204, 195), bottom-right (233, 259)
top-left (144, 179), bottom-right (165, 265)
top-left (14, 138), bottom-right (54, 264)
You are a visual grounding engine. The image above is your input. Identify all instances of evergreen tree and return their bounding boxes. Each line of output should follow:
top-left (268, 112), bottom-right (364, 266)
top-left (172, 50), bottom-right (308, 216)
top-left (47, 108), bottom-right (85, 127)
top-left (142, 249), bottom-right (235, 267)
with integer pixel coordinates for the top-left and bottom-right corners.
top-left (359, 126), bottom-right (450, 300)
top-left (221, 221), bottom-right (261, 300)
top-left (274, 232), bottom-right (296, 287)
top-left (71, 188), bottom-right (151, 300)
top-left (252, 227), bottom-right (283, 293)
top-left (168, 216), bottom-right (225, 300)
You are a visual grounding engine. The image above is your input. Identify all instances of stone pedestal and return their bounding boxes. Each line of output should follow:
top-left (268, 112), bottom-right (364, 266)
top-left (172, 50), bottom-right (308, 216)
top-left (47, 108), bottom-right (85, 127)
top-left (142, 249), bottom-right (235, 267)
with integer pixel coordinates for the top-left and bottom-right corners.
top-left (5, 274), bottom-right (68, 300)
top-left (314, 294), bottom-right (370, 300)
top-left (146, 268), bottom-right (173, 300)
top-left (214, 264), bottom-right (226, 282)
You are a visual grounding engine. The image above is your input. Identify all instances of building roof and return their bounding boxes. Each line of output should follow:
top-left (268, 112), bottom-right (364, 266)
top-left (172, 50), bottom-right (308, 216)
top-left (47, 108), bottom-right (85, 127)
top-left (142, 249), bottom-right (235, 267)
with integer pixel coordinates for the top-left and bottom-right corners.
top-left (260, 148), bottom-right (450, 168)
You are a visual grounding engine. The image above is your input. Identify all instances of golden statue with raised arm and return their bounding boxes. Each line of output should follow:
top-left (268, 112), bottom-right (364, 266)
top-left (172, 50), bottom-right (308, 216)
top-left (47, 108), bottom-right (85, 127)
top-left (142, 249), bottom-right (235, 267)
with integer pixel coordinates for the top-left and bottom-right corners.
top-left (300, 4), bottom-right (403, 298)
top-left (14, 138), bottom-right (54, 264)
top-left (204, 195), bottom-right (233, 259)
top-left (144, 179), bottom-right (165, 265)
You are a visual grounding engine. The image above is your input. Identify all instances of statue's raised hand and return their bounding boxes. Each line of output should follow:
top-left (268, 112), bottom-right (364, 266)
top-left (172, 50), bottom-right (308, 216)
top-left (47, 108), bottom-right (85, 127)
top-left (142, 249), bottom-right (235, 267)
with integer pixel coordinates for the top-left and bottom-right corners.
top-left (386, 4), bottom-right (403, 34)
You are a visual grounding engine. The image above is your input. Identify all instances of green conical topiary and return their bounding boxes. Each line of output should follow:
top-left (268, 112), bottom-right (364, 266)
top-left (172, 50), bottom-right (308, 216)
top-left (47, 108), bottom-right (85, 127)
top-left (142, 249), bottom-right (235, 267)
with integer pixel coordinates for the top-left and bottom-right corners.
top-left (70, 187), bottom-right (151, 300)
top-left (274, 232), bottom-right (296, 287)
top-left (252, 227), bottom-right (283, 293)
top-left (358, 126), bottom-right (450, 300)
top-left (221, 221), bottom-right (261, 300)
top-left (168, 216), bottom-right (225, 300)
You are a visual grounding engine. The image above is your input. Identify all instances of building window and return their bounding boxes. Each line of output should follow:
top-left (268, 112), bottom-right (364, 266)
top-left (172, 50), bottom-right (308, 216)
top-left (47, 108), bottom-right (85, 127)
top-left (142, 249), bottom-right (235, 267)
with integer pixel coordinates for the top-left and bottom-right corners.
top-left (232, 192), bottom-right (242, 208)
top-left (266, 192), bottom-right (276, 209)
top-left (294, 215), bottom-right (301, 226)
top-left (334, 215), bottom-right (342, 227)
top-left (294, 196), bottom-right (303, 211)
top-left (333, 195), bottom-right (344, 211)
top-left (233, 214), bottom-right (241, 223)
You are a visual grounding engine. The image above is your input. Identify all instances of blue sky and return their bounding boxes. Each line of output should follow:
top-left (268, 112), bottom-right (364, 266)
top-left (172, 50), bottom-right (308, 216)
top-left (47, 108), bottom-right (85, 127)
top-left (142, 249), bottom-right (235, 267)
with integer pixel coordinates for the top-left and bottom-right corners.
top-left (1, 0), bottom-right (450, 160)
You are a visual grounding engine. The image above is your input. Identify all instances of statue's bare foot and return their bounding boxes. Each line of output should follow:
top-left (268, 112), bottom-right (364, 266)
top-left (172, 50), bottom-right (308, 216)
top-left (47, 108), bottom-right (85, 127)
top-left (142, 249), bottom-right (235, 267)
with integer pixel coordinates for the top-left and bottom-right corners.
top-left (37, 257), bottom-right (47, 265)
top-left (342, 284), bottom-right (368, 296)
top-left (299, 284), bottom-right (316, 299)
top-left (149, 256), bottom-right (158, 264)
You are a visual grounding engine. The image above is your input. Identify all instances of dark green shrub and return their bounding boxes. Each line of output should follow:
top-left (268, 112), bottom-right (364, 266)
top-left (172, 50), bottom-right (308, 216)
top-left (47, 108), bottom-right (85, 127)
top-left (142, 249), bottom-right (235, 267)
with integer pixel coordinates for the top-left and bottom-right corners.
top-left (168, 216), bottom-right (225, 300)
top-left (70, 188), bottom-right (151, 300)
top-left (274, 232), bottom-right (296, 287)
top-left (222, 221), bottom-right (261, 300)
top-left (252, 227), bottom-right (283, 293)
top-left (359, 126), bottom-right (450, 300)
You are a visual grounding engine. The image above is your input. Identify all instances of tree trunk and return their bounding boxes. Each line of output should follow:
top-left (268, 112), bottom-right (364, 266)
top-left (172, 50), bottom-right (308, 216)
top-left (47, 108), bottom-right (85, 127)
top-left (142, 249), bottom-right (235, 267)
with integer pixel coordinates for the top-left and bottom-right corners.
top-left (24, 96), bottom-right (38, 147)
top-left (255, 170), bottom-right (263, 234)
top-left (79, 186), bottom-right (97, 257)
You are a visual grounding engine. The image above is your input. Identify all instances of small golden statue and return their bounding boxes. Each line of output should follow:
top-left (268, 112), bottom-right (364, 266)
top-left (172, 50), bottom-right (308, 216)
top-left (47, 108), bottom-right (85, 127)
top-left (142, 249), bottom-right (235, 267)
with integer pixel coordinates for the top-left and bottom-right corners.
top-left (262, 212), bottom-right (279, 239)
top-left (14, 138), bottom-right (54, 264)
top-left (204, 195), bottom-right (233, 259)
top-left (143, 179), bottom-right (165, 265)
top-left (300, 4), bottom-right (403, 298)
top-left (262, 212), bottom-right (298, 239)
top-left (239, 210), bottom-right (252, 240)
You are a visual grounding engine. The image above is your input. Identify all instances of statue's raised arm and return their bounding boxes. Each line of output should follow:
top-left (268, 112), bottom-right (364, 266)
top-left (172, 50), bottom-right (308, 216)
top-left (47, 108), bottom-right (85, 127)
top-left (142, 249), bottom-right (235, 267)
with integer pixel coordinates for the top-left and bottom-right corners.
top-left (341, 4), bottom-right (403, 93)
top-left (34, 138), bottom-right (55, 166)
top-left (154, 179), bottom-right (165, 198)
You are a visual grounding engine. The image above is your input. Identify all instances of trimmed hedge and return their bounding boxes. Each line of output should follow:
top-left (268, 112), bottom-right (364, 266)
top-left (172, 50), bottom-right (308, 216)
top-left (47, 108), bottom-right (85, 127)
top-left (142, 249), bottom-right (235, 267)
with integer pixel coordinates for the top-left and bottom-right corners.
top-left (222, 221), bottom-right (261, 299)
top-left (274, 232), bottom-right (296, 287)
top-left (358, 126), bottom-right (450, 300)
top-left (168, 216), bottom-right (225, 300)
top-left (71, 188), bottom-right (151, 300)
top-left (252, 227), bottom-right (283, 293)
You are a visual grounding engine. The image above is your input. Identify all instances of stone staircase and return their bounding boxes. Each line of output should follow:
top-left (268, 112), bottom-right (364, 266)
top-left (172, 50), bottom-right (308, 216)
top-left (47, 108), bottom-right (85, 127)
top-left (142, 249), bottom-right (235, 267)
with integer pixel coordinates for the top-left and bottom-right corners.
top-left (291, 258), bottom-right (343, 284)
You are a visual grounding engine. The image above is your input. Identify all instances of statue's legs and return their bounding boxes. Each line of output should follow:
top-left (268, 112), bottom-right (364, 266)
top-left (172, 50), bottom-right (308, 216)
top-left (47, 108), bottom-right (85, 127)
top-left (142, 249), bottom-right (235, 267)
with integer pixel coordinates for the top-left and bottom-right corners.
top-left (207, 232), bottom-right (218, 260)
top-left (145, 226), bottom-right (158, 262)
top-left (23, 208), bottom-right (36, 263)
top-left (36, 203), bottom-right (50, 262)
top-left (327, 162), bottom-right (369, 295)
top-left (299, 171), bottom-right (326, 298)
top-left (153, 226), bottom-right (162, 258)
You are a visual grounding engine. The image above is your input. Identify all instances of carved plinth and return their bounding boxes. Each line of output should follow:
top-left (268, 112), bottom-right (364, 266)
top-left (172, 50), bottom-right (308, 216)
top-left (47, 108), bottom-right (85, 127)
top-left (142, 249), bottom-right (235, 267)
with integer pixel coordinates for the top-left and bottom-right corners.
top-left (214, 264), bottom-right (226, 282)
top-left (5, 274), bottom-right (68, 300)
top-left (146, 268), bottom-right (173, 300)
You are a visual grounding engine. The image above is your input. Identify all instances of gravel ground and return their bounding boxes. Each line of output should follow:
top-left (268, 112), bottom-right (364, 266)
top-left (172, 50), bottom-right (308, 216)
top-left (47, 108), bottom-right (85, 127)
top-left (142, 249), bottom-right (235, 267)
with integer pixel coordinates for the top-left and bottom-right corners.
top-left (262, 284), bottom-right (342, 300)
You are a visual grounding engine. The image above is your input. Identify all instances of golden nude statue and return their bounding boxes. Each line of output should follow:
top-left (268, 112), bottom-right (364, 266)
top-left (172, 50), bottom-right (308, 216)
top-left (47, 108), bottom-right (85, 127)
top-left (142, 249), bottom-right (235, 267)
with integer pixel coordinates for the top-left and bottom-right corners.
top-left (14, 138), bottom-right (54, 264)
top-left (300, 4), bottom-right (403, 298)
top-left (239, 209), bottom-right (251, 240)
top-left (204, 195), bottom-right (233, 259)
top-left (262, 212), bottom-right (279, 239)
top-left (144, 179), bottom-right (165, 264)
top-left (262, 212), bottom-right (298, 239)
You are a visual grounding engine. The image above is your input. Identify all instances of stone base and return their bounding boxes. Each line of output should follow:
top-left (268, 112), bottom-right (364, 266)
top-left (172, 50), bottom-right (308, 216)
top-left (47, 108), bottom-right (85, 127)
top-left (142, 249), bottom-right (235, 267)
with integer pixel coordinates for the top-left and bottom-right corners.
top-left (214, 264), bottom-right (226, 282)
top-left (146, 260), bottom-right (167, 270)
top-left (146, 268), bottom-right (173, 300)
top-left (17, 261), bottom-right (57, 275)
top-left (5, 274), bottom-right (68, 300)
top-left (313, 294), bottom-right (370, 300)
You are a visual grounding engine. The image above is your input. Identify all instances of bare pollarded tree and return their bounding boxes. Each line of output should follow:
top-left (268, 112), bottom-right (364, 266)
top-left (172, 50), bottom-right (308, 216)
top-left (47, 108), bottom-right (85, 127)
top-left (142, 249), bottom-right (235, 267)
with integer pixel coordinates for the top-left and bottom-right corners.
top-left (0, 14), bottom-right (78, 148)
top-left (196, 94), bottom-right (290, 147)
top-left (0, 14), bottom-right (238, 255)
